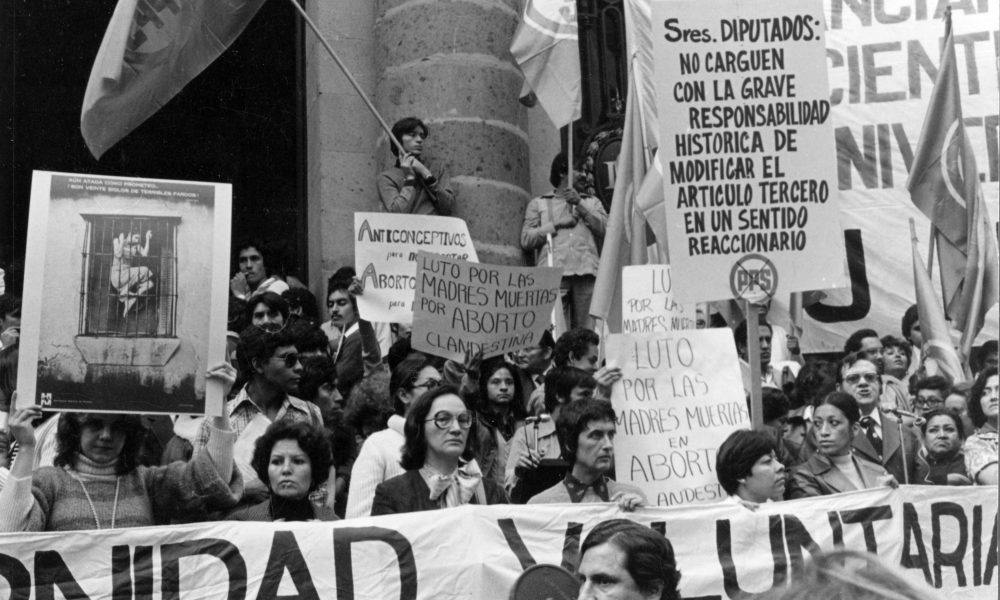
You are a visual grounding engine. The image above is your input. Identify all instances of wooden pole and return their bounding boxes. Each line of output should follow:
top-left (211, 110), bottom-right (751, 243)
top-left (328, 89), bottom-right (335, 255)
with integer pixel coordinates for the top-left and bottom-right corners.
top-left (284, 0), bottom-right (406, 157)
top-left (746, 300), bottom-right (763, 429)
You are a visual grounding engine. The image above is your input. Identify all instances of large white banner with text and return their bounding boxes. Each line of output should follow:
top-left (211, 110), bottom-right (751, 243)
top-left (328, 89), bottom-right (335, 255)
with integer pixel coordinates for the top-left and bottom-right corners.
top-left (0, 487), bottom-right (993, 599)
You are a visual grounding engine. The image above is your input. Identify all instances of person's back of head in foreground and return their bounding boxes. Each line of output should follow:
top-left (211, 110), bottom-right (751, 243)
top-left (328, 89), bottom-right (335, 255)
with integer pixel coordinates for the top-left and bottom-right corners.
top-left (577, 518), bottom-right (681, 600)
top-left (753, 549), bottom-right (940, 600)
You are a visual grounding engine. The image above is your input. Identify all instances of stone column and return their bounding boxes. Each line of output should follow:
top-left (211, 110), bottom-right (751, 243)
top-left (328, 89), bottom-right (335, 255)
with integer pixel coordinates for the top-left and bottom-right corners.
top-left (306, 0), bottom-right (380, 299)
top-left (374, 0), bottom-right (529, 265)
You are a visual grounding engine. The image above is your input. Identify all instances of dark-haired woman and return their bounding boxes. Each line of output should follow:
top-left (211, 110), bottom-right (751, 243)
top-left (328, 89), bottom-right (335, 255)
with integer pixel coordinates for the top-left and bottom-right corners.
top-left (377, 117), bottom-right (455, 215)
top-left (345, 355), bottom-right (441, 518)
top-left (963, 367), bottom-right (998, 485)
top-left (0, 368), bottom-right (241, 531)
top-left (371, 385), bottom-right (506, 515)
top-left (472, 358), bottom-right (528, 487)
top-left (228, 421), bottom-right (337, 521)
top-left (786, 392), bottom-right (897, 499)
top-left (914, 409), bottom-right (970, 485)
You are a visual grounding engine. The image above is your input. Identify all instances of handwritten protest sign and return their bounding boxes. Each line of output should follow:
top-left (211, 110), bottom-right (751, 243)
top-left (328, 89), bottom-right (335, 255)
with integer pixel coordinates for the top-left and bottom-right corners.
top-left (606, 329), bottom-right (749, 506)
top-left (0, 488), bottom-right (992, 599)
top-left (653, 0), bottom-right (846, 303)
top-left (621, 265), bottom-right (697, 333)
top-left (354, 212), bottom-right (478, 323)
top-left (411, 252), bottom-right (561, 362)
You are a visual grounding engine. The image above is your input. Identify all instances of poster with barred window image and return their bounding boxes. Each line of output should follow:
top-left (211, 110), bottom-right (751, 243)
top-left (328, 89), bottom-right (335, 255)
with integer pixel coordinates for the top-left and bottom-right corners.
top-left (17, 171), bottom-right (232, 415)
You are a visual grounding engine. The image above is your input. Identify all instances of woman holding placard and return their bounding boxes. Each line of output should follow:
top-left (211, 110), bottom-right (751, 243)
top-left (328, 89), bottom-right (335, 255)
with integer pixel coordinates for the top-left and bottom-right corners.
top-left (786, 391), bottom-right (897, 499)
top-left (0, 365), bottom-right (242, 531)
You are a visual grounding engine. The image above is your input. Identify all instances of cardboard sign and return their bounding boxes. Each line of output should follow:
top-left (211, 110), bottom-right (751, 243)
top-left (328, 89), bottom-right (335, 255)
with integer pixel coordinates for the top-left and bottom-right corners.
top-left (606, 329), bottom-right (749, 506)
top-left (411, 252), bottom-right (561, 361)
top-left (0, 487), bottom-right (993, 599)
top-left (653, 0), bottom-right (846, 303)
top-left (621, 265), bottom-right (698, 332)
top-left (354, 212), bottom-right (478, 324)
top-left (17, 171), bottom-right (231, 415)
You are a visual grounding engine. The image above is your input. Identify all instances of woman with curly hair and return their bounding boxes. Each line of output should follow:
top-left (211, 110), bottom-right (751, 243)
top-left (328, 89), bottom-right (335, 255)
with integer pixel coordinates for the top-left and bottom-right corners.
top-left (228, 421), bottom-right (336, 521)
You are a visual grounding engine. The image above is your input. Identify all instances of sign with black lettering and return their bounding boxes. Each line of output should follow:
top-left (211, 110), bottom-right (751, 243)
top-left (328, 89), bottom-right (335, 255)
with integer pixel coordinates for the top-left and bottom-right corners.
top-left (653, 0), bottom-right (846, 303)
top-left (606, 329), bottom-right (749, 505)
top-left (0, 488), bottom-right (993, 599)
top-left (621, 265), bottom-right (698, 332)
top-left (410, 252), bottom-right (561, 362)
top-left (354, 212), bottom-right (478, 324)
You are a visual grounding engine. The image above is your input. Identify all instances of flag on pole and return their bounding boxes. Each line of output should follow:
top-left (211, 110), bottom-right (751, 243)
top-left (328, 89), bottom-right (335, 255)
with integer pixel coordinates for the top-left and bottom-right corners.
top-left (510, 0), bottom-right (581, 128)
top-left (905, 9), bottom-right (998, 336)
top-left (81, 0), bottom-right (266, 159)
top-left (589, 72), bottom-right (648, 331)
top-left (910, 220), bottom-right (965, 382)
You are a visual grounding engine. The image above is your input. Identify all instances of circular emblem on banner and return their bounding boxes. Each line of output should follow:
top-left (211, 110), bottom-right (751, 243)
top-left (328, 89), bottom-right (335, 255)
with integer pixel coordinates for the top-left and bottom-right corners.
top-left (729, 253), bottom-right (778, 304)
top-left (525, 0), bottom-right (578, 36)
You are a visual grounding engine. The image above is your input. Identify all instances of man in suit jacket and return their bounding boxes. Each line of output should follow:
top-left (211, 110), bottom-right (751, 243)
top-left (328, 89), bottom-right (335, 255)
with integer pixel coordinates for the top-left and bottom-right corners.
top-left (838, 353), bottom-right (920, 484)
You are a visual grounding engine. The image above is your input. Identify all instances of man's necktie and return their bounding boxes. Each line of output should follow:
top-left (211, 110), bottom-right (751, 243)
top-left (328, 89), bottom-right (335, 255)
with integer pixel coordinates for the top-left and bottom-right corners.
top-left (860, 416), bottom-right (883, 457)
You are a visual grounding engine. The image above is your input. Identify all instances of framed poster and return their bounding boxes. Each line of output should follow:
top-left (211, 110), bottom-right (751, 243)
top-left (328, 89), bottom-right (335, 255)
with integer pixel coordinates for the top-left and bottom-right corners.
top-left (17, 171), bottom-right (231, 415)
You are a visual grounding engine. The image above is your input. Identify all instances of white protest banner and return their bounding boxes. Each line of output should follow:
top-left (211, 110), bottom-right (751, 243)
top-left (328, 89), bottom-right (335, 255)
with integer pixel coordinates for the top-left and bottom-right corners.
top-left (410, 252), bottom-right (561, 362)
top-left (652, 0), bottom-right (846, 304)
top-left (18, 171), bottom-right (231, 416)
top-left (0, 487), bottom-right (993, 599)
top-left (606, 329), bottom-right (749, 506)
top-left (354, 212), bottom-right (478, 324)
top-left (793, 1), bottom-right (999, 352)
top-left (622, 265), bottom-right (698, 333)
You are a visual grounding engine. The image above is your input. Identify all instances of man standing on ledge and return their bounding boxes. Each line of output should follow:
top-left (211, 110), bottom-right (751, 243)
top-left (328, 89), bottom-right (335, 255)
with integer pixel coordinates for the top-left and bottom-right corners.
top-left (378, 117), bottom-right (456, 215)
top-left (521, 153), bottom-right (607, 331)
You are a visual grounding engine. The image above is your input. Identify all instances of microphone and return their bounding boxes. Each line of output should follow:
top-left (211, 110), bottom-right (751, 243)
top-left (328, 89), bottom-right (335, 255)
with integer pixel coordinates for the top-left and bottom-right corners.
top-left (887, 408), bottom-right (925, 427)
top-left (525, 414), bottom-right (551, 424)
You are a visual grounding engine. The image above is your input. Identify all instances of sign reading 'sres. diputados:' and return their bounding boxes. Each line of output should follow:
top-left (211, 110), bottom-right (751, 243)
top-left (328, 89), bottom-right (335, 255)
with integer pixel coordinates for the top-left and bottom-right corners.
top-left (653, 0), bottom-right (847, 303)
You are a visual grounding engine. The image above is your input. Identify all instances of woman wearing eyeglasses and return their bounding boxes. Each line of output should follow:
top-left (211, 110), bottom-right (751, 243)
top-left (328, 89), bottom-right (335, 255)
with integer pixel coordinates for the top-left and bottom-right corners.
top-left (786, 391), bottom-right (897, 499)
top-left (345, 355), bottom-right (442, 518)
top-left (371, 385), bottom-right (506, 515)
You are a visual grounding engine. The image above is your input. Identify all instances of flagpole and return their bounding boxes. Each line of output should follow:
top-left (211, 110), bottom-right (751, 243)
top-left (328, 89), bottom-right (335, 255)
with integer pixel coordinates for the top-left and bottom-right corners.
top-left (567, 125), bottom-right (574, 194)
top-left (926, 225), bottom-right (936, 277)
top-left (285, 0), bottom-right (406, 157)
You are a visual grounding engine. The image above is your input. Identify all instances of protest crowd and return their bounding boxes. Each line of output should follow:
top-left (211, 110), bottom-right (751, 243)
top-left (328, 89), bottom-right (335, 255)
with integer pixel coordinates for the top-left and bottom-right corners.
top-left (2, 0), bottom-right (998, 598)
top-left (0, 158), bottom-right (997, 595)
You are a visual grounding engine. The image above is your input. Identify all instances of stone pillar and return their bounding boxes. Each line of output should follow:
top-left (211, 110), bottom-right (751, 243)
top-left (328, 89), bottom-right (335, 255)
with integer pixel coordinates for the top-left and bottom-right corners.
top-left (306, 0), bottom-right (380, 300)
top-left (374, 0), bottom-right (529, 265)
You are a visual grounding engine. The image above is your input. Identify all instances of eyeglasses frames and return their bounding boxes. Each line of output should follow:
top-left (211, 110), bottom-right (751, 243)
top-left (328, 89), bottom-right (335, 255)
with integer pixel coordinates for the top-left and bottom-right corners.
top-left (425, 411), bottom-right (475, 430)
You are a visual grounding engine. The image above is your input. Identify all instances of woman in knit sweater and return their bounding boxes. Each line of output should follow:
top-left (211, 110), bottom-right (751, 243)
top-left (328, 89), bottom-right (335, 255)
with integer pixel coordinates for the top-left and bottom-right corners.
top-left (0, 365), bottom-right (242, 531)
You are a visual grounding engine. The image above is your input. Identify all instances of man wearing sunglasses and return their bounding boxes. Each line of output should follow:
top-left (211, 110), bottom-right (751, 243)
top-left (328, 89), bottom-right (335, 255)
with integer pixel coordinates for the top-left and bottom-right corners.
top-left (193, 325), bottom-right (323, 504)
top-left (836, 352), bottom-right (919, 484)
